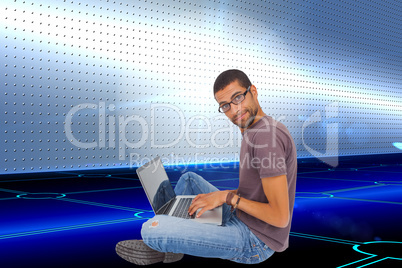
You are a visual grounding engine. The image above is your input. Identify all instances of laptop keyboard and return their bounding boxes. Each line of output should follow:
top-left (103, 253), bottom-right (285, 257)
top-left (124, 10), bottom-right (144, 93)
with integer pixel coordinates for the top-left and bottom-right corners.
top-left (172, 198), bottom-right (195, 219)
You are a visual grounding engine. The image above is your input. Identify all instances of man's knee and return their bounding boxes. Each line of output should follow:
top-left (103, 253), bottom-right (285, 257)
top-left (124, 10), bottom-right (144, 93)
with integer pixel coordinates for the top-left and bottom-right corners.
top-left (142, 216), bottom-right (162, 236)
top-left (141, 215), bottom-right (173, 236)
top-left (179, 171), bottom-right (200, 183)
top-left (141, 216), bottom-right (164, 250)
top-left (141, 215), bottom-right (183, 252)
top-left (176, 172), bottom-right (199, 193)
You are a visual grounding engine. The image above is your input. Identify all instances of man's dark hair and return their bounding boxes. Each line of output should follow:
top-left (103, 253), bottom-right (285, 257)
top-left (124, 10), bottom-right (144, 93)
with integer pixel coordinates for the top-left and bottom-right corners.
top-left (213, 69), bottom-right (252, 95)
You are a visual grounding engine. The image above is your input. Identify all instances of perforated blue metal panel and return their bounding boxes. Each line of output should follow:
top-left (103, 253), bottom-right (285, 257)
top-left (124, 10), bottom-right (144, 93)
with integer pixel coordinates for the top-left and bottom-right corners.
top-left (1, 0), bottom-right (401, 173)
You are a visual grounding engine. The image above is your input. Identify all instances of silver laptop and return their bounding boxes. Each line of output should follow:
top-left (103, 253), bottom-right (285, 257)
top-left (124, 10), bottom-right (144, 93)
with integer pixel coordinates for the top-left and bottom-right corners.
top-left (136, 156), bottom-right (222, 225)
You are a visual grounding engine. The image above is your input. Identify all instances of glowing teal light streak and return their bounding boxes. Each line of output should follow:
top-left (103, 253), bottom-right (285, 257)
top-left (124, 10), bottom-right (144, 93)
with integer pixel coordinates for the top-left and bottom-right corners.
top-left (60, 197), bottom-right (152, 213)
top-left (336, 256), bottom-right (379, 268)
top-left (0, 217), bottom-right (144, 240)
top-left (393, 142), bottom-right (402, 150)
top-left (338, 241), bottom-right (402, 267)
top-left (290, 232), bottom-right (359, 246)
top-left (290, 233), bottom-right (402, 267)
top-left (64, 186), bottom-right (143, 195)
top-left (353, 241), bottom-right (402, 260)
top-left (16, 193), bottom-right (66, 199)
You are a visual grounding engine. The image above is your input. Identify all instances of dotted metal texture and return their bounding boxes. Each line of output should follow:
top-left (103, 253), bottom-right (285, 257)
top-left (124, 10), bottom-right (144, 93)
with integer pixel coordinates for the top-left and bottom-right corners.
top-left (1, 0), bottom-right (401, 173)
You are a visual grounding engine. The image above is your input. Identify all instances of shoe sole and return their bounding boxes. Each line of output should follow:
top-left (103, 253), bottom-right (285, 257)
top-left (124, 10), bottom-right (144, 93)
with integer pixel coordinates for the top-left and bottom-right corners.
top-left (116, 240), bottom-right (183, 265)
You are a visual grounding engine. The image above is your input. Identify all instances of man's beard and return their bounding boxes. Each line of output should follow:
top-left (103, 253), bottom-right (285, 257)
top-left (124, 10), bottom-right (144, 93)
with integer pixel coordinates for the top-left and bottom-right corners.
top-left (231, 106), bottom-right (259, 129)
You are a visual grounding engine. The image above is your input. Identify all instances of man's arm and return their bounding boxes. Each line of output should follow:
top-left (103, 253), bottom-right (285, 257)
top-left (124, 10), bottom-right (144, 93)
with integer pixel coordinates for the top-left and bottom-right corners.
top-left (234, 174), bottom-right (289, 228)
top-left (188, 174), bottom-right (290, 228)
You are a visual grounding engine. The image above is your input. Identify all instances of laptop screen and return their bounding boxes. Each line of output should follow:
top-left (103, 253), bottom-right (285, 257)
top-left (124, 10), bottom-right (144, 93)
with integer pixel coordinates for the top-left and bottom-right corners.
top-left (136, 157), bottom-right (176, 213)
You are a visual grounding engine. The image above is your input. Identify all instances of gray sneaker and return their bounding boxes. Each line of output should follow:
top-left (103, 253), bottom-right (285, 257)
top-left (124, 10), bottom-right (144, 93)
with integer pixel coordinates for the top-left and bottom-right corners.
top-left (115, 240), bottom-right (184, 265)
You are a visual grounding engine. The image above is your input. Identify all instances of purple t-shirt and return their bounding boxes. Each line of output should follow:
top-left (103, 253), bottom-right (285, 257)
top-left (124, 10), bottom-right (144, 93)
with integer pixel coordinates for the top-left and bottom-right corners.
top-left (237, 115), bottom-right (297, 252)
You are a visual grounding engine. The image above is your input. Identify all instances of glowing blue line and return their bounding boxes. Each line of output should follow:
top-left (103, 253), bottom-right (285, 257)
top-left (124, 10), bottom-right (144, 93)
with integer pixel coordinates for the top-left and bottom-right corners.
top-left (293, 234), bottom-right (402, 267)
top-left (354, 241), bottom-right (402, 260)
top-left (297, 175), bottom-right (377, 183)
top-left (296, 170), bottom-right (339, 175)
top-left (336, 256), bottom-right (377, 268)
top-left (0, 187), bottom-right (27, 194)
top-left (0, 177), bottom-right (76, 183)
top-left (17, 193), bottom-right (66, 199)
top-left (375, 181), bottom-right (402, 186)
top-left (330, 196), bottom-right (402, 206)
top-left (78, 174), bottom-right (112, 178)
top-left (59, 198), bottom-right (152, 212)
top-left (358, 257), bottom-right (389, 268)
top-left (289, 232), bottom-right (359, 245)
top-left (0, 197), bottom-right (20, 201)
top-left (296, 192), bottom-right (334, 198)
top-left (0, 217), bottom-right (144, 240)
top-left (134, 212), bottom-right (151, 219)
top-left (64, 186), bottom-right (142, 195)
top-left (339, 241), bottom-right (402, 267)
top-left (324, 184), bottom-right (385, 194)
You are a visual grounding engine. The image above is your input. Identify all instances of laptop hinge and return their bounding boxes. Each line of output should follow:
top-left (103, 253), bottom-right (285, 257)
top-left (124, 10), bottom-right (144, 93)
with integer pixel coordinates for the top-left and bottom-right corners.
top-left (156, 198), bottom-right (176, 215)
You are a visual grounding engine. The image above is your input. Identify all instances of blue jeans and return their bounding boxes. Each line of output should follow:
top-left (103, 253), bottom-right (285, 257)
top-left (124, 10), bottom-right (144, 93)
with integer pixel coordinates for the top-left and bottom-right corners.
top-left (141, 172), bottom-right (274, 264)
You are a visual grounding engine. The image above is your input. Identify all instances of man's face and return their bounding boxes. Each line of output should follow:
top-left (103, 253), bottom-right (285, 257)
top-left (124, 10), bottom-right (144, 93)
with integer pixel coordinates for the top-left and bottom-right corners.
top-left (214, 80), bottom-right (259, 130)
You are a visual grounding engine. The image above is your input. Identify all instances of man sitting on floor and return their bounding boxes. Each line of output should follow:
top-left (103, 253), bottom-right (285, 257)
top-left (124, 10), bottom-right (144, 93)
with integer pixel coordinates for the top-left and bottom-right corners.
top-left (115, 69), bottom-right (297, 265)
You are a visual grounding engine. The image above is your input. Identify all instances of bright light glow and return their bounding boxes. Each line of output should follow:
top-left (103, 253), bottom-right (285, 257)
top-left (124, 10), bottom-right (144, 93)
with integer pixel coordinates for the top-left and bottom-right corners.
top-left (393, 142), bottom-right (402, 150)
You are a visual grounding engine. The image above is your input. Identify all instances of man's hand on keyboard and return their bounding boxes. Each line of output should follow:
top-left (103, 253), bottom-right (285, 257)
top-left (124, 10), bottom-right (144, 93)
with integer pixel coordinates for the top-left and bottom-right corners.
top-left (188, 191), bottom-right (227, 218)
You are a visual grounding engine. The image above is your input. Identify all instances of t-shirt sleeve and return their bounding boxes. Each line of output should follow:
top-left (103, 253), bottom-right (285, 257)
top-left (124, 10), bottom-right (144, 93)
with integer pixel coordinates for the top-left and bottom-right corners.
top-left (252, 126), bottom-right (288, 179)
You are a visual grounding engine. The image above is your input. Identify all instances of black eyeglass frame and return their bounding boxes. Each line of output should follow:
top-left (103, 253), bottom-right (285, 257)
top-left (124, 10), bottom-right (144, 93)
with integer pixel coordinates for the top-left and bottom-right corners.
top-left (218, 86), bottom-right (251, 113)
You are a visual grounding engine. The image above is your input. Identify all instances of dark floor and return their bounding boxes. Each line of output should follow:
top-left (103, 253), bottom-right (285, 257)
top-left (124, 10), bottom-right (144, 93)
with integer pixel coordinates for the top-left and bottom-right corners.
top-left (1, 154), bottom-right (402, 267)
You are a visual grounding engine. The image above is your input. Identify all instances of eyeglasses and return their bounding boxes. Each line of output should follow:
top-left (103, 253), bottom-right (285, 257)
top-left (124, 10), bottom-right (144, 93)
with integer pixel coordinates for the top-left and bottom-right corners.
top-left (218, 86), bottom-right (250, 113)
